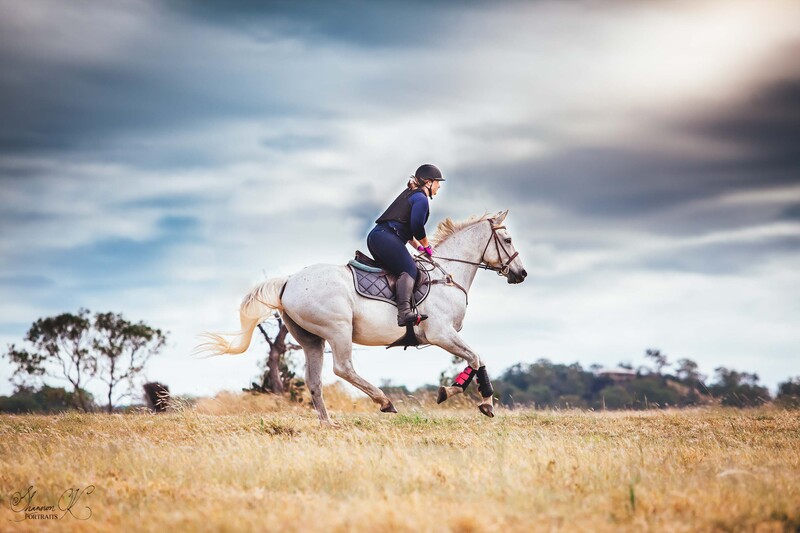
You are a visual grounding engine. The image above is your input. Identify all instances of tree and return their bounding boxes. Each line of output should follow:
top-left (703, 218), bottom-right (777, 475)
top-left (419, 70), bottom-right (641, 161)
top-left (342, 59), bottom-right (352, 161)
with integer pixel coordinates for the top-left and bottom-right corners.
top-left (601, 385), bottom-right (633, 409)
top-left (246, 314), bottom-right (300, 395)
top-left (493, 360), bottom-right (596, 409)
top-left (4, 310), bottom-right (95, 411)
top-left (675, 358), bottom-right (703, 384)
top-left (0, 384), bottom-right (95, 414)
top-left (626, 376), bottom-right (682, 408)
top-left (709, 367), bottom-right (771, 407)
top-left (93, 312), bottom-right (167, 413)
top-left (4, 309), bottom-right (166, 413)
top-left (776, 377), bottom-right (800, 409)
top-left (645, 349), bottom-right (669, 375)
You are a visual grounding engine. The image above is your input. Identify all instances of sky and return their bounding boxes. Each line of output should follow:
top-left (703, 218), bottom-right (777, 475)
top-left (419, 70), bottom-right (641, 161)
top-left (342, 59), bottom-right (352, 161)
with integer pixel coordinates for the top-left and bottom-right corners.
top-left (1, 0), bottom-right (799, 403)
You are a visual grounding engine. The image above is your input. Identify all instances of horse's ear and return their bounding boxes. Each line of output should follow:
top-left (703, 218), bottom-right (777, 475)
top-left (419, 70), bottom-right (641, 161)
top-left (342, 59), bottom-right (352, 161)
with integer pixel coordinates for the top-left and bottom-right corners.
top-left (495, 210), bottom-right (509, 224)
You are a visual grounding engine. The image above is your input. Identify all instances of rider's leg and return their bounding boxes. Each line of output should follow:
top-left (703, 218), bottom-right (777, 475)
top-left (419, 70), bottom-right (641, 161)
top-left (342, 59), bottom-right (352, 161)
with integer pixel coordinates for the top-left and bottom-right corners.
top-left (367, 228), bottom-right (427, 326)
top-left (395, 271), bottom-right (427, 327)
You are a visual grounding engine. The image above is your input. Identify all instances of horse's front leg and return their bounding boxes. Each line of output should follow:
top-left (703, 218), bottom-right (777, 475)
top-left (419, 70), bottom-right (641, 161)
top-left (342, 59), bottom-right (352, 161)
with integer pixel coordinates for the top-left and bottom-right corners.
top-left (426, 328), bottom-right (495, 417)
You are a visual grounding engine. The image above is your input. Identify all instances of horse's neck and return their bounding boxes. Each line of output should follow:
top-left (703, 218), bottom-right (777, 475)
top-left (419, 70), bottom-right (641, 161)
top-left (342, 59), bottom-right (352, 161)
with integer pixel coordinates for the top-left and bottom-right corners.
top-left (433, 224), bottom-right (488, 293)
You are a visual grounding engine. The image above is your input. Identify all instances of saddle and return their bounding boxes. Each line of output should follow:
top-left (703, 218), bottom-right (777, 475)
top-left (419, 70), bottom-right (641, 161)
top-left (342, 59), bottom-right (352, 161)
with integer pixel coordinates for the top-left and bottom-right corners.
top-left (347, 250), bottom-right (431, 307)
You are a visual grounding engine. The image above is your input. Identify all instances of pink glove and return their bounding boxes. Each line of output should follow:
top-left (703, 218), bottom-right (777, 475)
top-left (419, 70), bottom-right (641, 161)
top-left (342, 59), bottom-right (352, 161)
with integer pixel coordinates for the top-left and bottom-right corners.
top-left (417, 245), bottom-right (433, 257)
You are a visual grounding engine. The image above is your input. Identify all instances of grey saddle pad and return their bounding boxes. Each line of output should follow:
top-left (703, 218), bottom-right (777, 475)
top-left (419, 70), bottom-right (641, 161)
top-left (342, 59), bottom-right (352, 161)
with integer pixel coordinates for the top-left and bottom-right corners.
top-left (348, 262), bottom-right (431, 307)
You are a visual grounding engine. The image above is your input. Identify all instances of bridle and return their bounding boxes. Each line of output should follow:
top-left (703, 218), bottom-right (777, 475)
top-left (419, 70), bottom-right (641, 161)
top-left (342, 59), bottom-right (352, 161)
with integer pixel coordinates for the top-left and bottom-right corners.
top-left (428, 220), bottom-right (519, 277)
top-left (417, 220), bottom-right (520, 305)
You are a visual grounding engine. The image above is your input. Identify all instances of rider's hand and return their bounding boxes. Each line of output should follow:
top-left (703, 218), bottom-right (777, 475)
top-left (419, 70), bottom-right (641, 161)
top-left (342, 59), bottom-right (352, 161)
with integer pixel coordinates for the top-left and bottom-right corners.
top-left (417, 245), bottom-right (433, 257)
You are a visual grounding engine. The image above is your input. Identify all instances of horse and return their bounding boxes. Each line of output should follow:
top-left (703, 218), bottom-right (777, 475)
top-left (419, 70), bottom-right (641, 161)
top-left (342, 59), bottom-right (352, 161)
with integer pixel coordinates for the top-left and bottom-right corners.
top-left (199, 210), bottom-right (527, 425)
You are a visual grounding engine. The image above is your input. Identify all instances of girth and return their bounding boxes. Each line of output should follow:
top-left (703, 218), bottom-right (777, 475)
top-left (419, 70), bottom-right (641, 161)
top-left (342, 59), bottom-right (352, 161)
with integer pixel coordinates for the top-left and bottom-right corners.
top-left (419, 272), bottom-right (469, 306)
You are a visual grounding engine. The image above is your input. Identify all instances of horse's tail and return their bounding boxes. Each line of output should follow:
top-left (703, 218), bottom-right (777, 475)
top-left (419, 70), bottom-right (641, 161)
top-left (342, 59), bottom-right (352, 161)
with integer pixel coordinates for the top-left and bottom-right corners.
top-left (196, 276), bottom-right (289, 356)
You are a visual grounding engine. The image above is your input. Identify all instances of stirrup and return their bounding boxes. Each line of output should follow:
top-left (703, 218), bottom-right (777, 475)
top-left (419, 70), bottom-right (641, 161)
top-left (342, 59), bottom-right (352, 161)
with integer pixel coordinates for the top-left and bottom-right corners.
top-left (401, 313), bottom-right (428, 326)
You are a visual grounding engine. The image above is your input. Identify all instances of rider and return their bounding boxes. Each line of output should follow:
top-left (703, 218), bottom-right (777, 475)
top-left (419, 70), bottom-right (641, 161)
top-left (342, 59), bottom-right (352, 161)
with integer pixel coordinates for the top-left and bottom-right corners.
top-left (368, 164), bottom-right (444, 327)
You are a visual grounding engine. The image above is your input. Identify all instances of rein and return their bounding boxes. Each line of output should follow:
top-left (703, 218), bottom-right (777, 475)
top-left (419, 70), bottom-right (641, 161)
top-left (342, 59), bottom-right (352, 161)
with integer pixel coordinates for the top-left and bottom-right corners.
top-left (417, 220), bottom-right (519, 305)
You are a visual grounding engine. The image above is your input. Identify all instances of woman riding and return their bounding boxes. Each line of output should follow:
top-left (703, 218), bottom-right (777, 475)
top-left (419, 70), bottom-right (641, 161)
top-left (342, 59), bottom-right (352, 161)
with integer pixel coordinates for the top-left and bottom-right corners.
top-left (368, 164), bottom-right (445, 327)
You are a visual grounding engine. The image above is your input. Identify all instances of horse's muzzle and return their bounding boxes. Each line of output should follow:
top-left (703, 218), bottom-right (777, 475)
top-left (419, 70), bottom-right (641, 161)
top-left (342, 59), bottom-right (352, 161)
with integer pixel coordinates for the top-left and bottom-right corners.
top-left (507, 269), bottom-right (527, 284)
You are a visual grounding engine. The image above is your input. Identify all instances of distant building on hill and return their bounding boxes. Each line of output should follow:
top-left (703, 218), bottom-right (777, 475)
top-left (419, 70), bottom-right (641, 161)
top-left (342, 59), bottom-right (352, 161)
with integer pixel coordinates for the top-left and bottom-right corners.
top-left (596, 367), bottom-right (638, 382)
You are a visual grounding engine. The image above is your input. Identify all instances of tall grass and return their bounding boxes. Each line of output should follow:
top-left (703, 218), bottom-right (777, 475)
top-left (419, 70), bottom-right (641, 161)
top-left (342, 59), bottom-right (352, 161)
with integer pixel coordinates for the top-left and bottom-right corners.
top-left (1, 394), bottom-right (798, 532)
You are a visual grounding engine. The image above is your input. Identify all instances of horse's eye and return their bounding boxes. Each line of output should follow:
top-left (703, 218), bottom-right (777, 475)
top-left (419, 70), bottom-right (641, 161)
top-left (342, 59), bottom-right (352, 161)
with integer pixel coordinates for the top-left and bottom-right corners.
top-left (504, 238), bottom-right (512, 244)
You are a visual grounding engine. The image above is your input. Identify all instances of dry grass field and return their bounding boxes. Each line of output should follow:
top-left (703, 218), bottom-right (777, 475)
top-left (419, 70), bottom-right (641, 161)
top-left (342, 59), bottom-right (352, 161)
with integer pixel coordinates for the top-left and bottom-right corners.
top-left (1, 389), bottom-right (798, 532)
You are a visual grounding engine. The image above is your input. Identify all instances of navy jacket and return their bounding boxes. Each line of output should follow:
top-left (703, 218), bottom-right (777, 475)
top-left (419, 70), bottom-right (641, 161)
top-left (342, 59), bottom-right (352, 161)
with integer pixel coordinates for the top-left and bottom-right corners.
top-left (375, 188), bottom-right (429, 242)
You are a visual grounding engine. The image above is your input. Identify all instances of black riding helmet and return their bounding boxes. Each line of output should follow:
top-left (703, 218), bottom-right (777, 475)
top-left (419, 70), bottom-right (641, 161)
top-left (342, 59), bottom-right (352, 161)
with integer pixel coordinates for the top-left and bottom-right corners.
top-left (415, 164), bottom-right (445, 182)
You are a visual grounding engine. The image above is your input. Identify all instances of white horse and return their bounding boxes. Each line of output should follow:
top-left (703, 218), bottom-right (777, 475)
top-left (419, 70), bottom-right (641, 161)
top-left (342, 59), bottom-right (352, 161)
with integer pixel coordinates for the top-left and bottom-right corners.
top-left (200, 210), bottom-right (527, 425)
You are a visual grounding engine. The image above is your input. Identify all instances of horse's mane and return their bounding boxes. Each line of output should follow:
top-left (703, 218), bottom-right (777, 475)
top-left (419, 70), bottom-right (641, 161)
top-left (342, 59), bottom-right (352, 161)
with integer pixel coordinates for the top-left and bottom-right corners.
top-left (430, 212), bottom-right (492, 247)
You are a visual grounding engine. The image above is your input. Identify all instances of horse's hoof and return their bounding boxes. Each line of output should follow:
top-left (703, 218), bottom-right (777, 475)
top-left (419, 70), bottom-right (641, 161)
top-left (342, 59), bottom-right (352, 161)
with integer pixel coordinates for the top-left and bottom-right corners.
top-left (437, 386), bottom-right (448, 404)
top-left (479, 404), bottom-right (494, 418)
top-left (381, 402), bottom-right (398, 413)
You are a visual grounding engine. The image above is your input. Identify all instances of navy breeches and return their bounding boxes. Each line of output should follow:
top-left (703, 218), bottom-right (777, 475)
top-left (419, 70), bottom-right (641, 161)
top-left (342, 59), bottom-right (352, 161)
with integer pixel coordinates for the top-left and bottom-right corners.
top-left (367, 224), bottom-right (418, 279)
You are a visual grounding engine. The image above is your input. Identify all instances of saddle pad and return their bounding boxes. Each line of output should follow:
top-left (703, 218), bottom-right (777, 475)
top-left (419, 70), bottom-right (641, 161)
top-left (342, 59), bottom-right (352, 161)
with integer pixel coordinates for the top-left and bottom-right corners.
top-left (348, 265), bottom-right (431, 307)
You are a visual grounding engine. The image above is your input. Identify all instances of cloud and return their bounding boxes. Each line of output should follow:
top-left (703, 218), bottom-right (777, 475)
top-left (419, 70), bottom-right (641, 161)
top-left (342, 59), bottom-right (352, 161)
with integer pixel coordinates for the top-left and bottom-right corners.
top-left (452, 62), bottom-right (800, 268)
top-left (4, 0), bottom-right (799, 163)
top-left (688, 76), bottom-right (800, 177)
top-left (170, 0), bottom-right (472, 48)
top-left (0, 1), bottom-right (383, 156)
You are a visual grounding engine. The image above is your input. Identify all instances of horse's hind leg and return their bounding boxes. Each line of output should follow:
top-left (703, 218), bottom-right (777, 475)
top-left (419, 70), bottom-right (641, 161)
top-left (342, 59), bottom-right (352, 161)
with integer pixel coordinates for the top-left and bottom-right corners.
top-left (303, 339), bottom-right (332, 424)
top-left (327, 332), bottom-right (397, 413)
top-left (282, 313), bottom-right (332, 425)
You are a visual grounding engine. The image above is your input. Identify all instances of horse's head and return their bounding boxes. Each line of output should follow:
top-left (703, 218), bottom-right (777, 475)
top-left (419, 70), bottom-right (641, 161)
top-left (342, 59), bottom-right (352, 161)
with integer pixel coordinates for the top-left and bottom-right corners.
top-left (484, 210), bottom-right (527, 284)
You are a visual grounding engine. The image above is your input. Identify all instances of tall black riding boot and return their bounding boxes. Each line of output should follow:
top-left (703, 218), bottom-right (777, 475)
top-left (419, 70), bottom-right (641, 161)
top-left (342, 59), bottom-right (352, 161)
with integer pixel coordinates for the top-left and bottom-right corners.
top-left (395, 272), bottom-right (428, 327)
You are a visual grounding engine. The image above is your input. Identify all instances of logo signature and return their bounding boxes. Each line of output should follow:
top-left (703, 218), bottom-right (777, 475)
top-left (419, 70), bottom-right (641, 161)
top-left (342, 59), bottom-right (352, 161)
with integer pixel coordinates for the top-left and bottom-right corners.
top-left (8, 485), bottom-right (95, 522)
